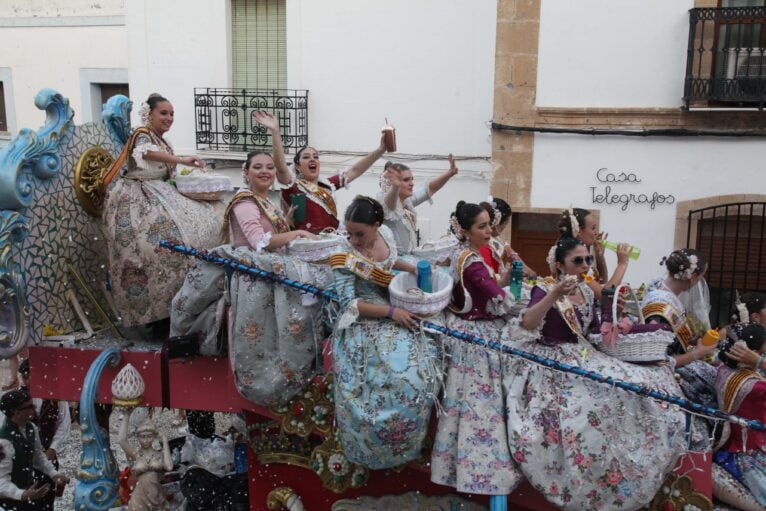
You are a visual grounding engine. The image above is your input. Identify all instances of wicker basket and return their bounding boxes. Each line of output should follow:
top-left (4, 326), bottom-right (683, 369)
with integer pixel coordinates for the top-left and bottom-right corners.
top-left (411, 235), bottom-right (459, 264)
top-left (179, 190), bottom-right (226, 201)
top-left (287, 233), bottom-right (346, 262)
top-left (175, 170), bottom-right (232, 201)
top-left (388, 271), bottom-right (453, 316)
top-left (594, 284), bottom-right (674, 363)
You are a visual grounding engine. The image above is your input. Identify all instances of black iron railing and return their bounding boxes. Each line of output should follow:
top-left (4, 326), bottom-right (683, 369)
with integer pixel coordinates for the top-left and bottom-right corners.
top-left (684, 7), bottom-right (766, 108)
top-left (687, 202), bottom-right (766, 327)
top-left (194, 88), bottom-right (309, 152)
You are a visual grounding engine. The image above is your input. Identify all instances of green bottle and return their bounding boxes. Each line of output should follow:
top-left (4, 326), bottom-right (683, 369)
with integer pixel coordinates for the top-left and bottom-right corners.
top-left (509, 261), bottom-right (524, 300)
top-left (599, 240), bottom-right (641, 260)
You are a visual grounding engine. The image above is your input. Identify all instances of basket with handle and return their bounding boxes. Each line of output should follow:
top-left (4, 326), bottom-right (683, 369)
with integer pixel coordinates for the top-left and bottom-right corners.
top-left (594, 284), bottom-right (674, 362)
top-left (411, 235), bottom-right (459, 264)
top-left (287, 230), bottom-right (346, 262)
top-left (388, 271), bottom-right (453, 317)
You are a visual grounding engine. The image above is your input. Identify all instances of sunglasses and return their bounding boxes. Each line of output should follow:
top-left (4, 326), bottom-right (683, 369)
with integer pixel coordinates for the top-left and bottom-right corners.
top-left (568, 255), bottom-right (594, 266)
top-left (17, 404), bottom-right (34, 411)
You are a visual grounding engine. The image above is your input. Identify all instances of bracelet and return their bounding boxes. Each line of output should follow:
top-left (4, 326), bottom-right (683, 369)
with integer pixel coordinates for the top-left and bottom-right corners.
top-left (387, 306), bottom-right (394, 319)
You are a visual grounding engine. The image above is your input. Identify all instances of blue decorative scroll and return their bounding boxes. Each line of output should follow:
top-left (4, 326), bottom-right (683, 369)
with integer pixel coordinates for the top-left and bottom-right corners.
top-left (101, 94), bottom-right (132, 152)
top-left (74, 347), bottom-right (121, 511)
top-left (0, 88), bottom-right (74, 210)
top-left (0, 211), bottom-right (29, 359)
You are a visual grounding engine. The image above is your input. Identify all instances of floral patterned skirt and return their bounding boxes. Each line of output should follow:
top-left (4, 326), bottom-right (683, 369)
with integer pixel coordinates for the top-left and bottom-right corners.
top-left (502, 334), bottom-right (687, 510)
top-left (430, 316), bottom-right (523, 495)
top-left (332, 318), bottom-right (441, 469)
top-left (715, 449), bottom-right (766, 506)
top-left (103, 178), bottom-right (224, 327)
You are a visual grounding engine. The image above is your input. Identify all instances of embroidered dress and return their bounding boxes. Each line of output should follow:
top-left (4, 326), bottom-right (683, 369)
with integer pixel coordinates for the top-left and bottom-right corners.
top-left (642, 279), bottom-right (718, 410)
top-left (431, 247), bottom-right (523, 495)
top-left (480, 237), bottom-right (523, 276)
top-left (503, 281), bottom-right (687, 510)
top-left (281, 174), bottom-right (347, 234)
top-left (378, 185), bottom-right (432, 255)
top-left (714, 364), bottom-right (766, 506)
top-left (103, 130), bottom-right (224, 327)
top-left (327, 225), bottom-right (440, 469)
top-left (171, 193), bottom-right (330, 404)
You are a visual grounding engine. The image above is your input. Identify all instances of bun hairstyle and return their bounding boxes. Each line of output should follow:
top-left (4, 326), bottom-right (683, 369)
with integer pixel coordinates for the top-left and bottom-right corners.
top-left (449, 201), bottom-right (484, 240)
top-left (481, 197), bottom-right (512, 226)
top-left (719, 323), bottom-right (766, 369)
top-left (243, 150), bottom-right (273, 170)
top-left (146, 93), bottom-right (169, 112)
top-left (545, 237), bottom-right (586, 275)
top-left (743, 292), bottom-right (766, 316)
top-left (558, 208), bottom-right (590, 238)
top-left (661, 249), bottom-right (707, 281)
top-left (345, 195), bottom-right (385, 226)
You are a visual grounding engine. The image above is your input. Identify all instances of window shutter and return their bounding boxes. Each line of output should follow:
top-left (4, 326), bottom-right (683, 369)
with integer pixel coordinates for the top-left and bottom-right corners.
top-left (232, 0), bottom-right (287, 90)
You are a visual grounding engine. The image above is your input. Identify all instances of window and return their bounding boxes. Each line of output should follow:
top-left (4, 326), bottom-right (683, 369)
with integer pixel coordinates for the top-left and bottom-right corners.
top-left (0, 82), bottom-right (7, 132)
top-left (99, 83), bottom-right (129, 105)
top-left (231, 0), bottom-right (287, 89)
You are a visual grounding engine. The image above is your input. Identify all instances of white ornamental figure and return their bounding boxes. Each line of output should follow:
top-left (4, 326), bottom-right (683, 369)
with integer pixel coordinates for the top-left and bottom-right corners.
top-left (111, 363), bottom-right (145, 407)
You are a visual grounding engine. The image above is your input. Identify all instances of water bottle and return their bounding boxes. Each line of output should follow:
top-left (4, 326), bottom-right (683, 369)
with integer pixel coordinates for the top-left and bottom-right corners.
top-left (509, 261), bottom-right (524, 300)
top-left (599, 240), bottom-right (641, 260)
top-left (417, 260), bottom-right (433, 293)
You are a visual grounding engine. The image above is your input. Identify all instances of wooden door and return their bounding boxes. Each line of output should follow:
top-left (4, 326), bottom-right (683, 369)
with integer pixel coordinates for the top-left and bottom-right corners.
top-left (510, 212), bottom-right (561, 277)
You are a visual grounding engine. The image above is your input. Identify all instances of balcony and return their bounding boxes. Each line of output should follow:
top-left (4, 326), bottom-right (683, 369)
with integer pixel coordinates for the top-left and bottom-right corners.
top-left (684, 7), bottom-right (766, 108)
top-left (194, 88), bottom-right (309, 152)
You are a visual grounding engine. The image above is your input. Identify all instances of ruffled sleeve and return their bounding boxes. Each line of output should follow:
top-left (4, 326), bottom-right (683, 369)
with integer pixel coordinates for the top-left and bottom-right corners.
top-left (518, 285), bottom-right (548, 339)
top-left (331, 269), bottom-right (360, 330)
top-left (232, 200), bottom-right (271, 251)
top-left (131, 133), bottom-right (163, 170)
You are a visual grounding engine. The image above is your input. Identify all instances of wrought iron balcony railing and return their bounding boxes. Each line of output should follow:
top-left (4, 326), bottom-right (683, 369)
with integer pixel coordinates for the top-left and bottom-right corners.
top-left (684, 7), bottom-right (766, 108)
top-left (194, 88), bottom-right (309, 152)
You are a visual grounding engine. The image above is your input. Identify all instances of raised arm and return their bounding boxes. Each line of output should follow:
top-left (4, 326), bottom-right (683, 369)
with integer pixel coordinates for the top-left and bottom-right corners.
top-left (382, 167), bottom-right (402, 211)
top-left (427, 153), bottom-right (459, 196)
top-left (161, 434), bottom-right (173, 471)
top-left (254, 111), bottom-right (293, 185)
top-left (118, 410), bottom-right (137, 461)
top-left (344, 134), bottom-right (387, 184)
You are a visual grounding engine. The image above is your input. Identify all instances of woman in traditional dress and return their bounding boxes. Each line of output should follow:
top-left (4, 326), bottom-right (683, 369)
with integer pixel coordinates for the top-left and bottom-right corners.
top-left (268, 124), bottom-right (388, 233)
top-left (171, 151), bottom-right (327, 406)
top-left (558, 207), bottom-right (631, 298)
top-left (479, 197), bottom-right (535, 278)
top-left (103, 93), bottom-right (225, 328)
top-left (713, 323), bottom-right (766, 510)
top-left (641, 249), bottom-right (718, 408)
top-left (503, 237), bottom-right (687, 510)
top-left (378, 156), bottom-right (459, 254)
top-left (222, 150), bottom-right (316, 251)
top-left (431, 201), bottom-right (522, 497)
top-left (328, 196), bottom-right (440, 469)
top-left (725, 292), bottom-right (766, 370)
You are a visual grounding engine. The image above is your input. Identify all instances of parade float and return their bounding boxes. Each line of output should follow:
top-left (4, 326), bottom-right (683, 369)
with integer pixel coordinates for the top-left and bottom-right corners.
top-left (1, 88), bottom-right (756, 511)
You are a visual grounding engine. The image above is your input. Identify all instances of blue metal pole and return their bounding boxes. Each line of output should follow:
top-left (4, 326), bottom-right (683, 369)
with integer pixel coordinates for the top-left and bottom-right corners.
top-left (159, 240), bottom-right (766, 433)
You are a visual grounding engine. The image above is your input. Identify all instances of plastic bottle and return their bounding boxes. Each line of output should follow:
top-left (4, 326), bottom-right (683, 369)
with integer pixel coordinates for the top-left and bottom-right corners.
top-left (599, 240), bottom-right (641, 260)
top-left (417, 260), bottom-right (433, 293)
top-left (509, 261), bottom-right (524, 300)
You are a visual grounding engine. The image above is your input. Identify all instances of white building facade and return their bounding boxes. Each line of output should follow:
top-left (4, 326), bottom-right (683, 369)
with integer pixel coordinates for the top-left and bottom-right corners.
top-left (0, 0), bottom-right (498, 243)
top-left (492, 0), bottom-right (766, 325)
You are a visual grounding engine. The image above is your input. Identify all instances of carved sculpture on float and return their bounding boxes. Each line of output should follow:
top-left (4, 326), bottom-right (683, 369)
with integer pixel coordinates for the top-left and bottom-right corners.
top-left (0, 89), bottom-right (74, 358)
top-left (73, 347), bottom-right (122, 511)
